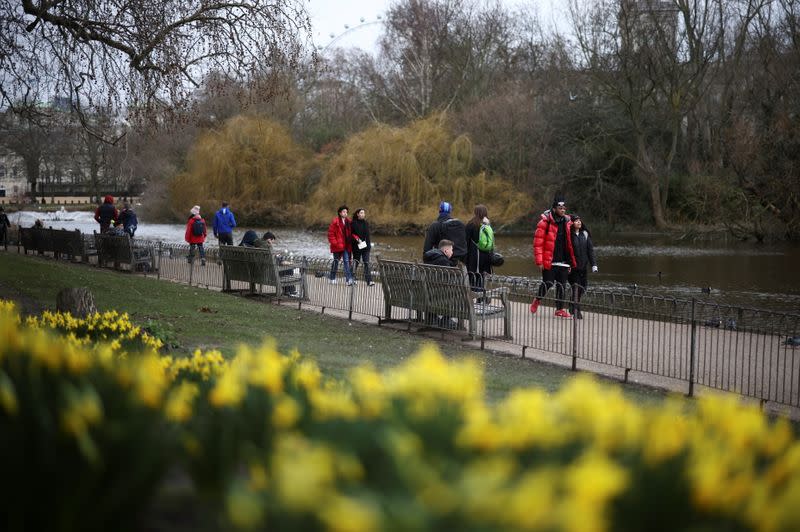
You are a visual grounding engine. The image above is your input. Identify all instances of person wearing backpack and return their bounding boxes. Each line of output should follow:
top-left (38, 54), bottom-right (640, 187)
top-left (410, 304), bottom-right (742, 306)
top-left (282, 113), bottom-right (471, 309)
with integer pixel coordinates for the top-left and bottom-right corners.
top-left (465, 204), bottom-right (494, 290)
top-left (423, 201), bottom-right (467, 265)
top-left (184, 205), bottom-right (207, 265)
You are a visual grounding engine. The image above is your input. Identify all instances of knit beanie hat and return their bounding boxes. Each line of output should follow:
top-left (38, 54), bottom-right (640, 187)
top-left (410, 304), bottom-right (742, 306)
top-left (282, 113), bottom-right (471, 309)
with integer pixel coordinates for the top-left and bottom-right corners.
top-left (439, 201), bottom-right (452, 215)
top-left (190, 205), bottom-right (201, 216)
top-left (552, 193), bottom-right (566, 208)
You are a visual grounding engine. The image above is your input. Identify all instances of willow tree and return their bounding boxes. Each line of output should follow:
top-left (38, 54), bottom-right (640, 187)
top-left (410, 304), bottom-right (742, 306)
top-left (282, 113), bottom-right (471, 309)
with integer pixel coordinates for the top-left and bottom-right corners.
top-left (307, 113), bottom-right (531, 230)
top-left (170, 116), bottom-right (313, 224)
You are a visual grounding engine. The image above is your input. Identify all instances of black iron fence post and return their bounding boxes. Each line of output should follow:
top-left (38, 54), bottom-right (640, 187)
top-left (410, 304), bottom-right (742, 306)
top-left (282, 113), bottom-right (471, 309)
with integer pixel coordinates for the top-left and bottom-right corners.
top-left (156, 241), bottom-right (162, 280)
top-left (688, 297), bottom-right (696, 397)
top-left (348, 279), bottom-right (355, 321)
top-left (571, 298), bottom-right (578, 371)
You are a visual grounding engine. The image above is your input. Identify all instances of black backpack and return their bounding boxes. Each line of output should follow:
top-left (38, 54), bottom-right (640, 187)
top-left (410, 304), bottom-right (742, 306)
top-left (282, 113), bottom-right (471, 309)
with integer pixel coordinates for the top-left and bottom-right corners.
top-left (439, 219), bottom-right (467, 258)
top-left (191, 218), bottom-right (205, 236)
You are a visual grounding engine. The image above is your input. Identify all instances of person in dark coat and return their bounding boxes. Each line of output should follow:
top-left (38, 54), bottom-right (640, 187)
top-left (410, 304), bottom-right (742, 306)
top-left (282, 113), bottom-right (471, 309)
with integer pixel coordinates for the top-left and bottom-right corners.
top-left (465, 204), bottom-right (493, 290)
top-left (327, 205), bottom-right (354, 285)
top-left (423, 201), bottom-right (467, 265)
top-left (239, 229), bottom-right (259, 247)
top-left (530, 193), bottom-right (577, 318)
top-left (118, 201), bottom-right (138, 238)
top-left (350, 208), bottom-right (374, 286)
top-left (0, 206), bottom-right (10, 248)
top-left (567, 215), bottom-right (598, 319)
top-left (423, 239), bottom-right (455, 266)
top-left (94, 195), bottom-right (118, 233)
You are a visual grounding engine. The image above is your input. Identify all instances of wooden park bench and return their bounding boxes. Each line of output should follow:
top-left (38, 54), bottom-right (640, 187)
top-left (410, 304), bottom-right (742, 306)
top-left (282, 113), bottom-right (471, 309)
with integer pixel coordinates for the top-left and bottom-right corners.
top-left (218, 245), bottom-right (306, 300)
top-left (20, 227), bottom-right (95, 262)
top-left (94, 232), bottom-right (155, 272)
top-left (377, 258), bottom-right (511, 341)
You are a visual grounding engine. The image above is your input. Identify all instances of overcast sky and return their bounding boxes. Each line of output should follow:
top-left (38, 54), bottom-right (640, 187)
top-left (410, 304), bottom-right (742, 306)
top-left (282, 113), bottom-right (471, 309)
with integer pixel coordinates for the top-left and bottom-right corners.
top-left (305, 0), bottom-right (566, 53)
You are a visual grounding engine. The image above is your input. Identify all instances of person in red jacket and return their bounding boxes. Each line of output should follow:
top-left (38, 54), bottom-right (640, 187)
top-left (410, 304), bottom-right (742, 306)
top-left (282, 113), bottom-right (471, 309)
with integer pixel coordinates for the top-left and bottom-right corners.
top-left (327, 205), bottom-right (354, 285)
top-left (184, 205), bottom-right (207, 266)
top-left (530, 194), bottom-right (577, 317)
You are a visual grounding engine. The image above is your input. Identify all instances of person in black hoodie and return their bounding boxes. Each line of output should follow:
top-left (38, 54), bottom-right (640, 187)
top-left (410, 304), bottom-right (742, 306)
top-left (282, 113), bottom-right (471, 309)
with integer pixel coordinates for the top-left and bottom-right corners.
top-left (0, 206), bottom-right (10, 248)
top-left (351, 208), bottom-right (374, 286)
top-left (423, 201), bottom-right (467, 265)
top-left (567, 214), bottom-right (597, 319)
top-left (423, 240), bottom-right (455, 266)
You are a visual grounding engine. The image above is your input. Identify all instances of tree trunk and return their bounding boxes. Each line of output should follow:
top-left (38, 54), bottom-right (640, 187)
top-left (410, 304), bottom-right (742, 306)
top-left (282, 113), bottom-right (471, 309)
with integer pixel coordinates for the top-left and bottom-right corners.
top-left (56, 287), bottom-right (97, 318)
top-left (649, 180), bottom-right (667, 229)
top-left (636, 136), bottom-right (668, 229)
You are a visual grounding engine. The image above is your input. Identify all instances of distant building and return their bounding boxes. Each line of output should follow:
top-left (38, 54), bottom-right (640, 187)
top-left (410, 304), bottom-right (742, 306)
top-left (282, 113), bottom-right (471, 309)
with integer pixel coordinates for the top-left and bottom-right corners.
top-left (620, 0), bottom-right (680, 54)
top-left (0, 146), bottom-right (27, 199)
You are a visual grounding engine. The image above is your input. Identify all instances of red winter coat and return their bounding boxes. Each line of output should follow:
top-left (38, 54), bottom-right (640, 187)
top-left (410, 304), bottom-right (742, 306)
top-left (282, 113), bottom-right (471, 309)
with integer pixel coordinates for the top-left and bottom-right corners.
top-left (185, 215), bottom-right (207, 244)
top-left (533, 210), bottom-right (576, 269)
top-left (327, 216), bottom-right (352, 253)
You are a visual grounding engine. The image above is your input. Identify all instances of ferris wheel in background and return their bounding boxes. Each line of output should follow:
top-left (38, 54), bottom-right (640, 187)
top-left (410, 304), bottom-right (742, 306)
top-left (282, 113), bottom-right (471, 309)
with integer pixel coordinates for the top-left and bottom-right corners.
top-left (317, 16), bottom-right (385, 54)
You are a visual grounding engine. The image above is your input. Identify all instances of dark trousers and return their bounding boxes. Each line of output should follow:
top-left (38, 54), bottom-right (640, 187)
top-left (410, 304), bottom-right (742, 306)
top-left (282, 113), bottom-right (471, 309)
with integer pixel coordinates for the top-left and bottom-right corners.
top-left (568, 268), bottom-right (588, 316)
top-left (536, 266), bottom-right (569, 310)
top-left (218, 232), bottom-right (233, 245)
top-left (189, 243), bottom-right (205, 262)
top-left (352, 249), bottom-right (372, 283)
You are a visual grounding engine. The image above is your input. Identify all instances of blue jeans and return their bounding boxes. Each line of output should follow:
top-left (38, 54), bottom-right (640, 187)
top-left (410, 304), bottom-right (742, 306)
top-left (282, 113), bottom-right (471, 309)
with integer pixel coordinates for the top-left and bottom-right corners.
top-left (329, 251), bottom-right (353, 282)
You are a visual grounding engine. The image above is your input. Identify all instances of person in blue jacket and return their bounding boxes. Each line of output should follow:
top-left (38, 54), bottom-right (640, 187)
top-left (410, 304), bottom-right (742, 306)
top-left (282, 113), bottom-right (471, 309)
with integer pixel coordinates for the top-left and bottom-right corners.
top-left (213, 201), bottom-right (237, 245)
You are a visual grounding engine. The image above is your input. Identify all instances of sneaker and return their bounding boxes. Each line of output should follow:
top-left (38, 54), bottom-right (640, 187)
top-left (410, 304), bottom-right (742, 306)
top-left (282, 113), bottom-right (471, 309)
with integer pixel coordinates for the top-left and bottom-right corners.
top-left (529, 298), bottom-right (540, 314)
top-left (555, 309), bottom-right (572, 318)
top-left (367, 281), bottom-right (375, 286)
top-left (328, 279), bottom-right (337, 284)
top-left (346, 279), bottom-right (355, 286)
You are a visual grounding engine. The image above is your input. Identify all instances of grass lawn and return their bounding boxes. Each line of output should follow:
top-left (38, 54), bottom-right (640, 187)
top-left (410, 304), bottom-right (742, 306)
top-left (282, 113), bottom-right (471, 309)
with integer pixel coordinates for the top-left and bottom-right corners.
top-left (0, 251), bottom-right (669, 404)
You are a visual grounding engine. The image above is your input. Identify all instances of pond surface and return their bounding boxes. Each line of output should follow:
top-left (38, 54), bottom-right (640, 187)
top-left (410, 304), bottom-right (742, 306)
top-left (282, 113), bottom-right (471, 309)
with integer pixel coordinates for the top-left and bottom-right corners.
top-left (12, 210), bottom-right (800, 313)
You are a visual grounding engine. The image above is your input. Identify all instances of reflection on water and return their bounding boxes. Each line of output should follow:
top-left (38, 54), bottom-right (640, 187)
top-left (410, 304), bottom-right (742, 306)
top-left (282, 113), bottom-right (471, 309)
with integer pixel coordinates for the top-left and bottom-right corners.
top-left (10, 211), bottom-right (800, 313)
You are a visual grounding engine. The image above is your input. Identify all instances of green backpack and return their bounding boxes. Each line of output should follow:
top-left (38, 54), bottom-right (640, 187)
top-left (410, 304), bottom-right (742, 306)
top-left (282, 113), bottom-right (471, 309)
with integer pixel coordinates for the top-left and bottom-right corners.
top-left (477, 223), bottom-right (494, 252)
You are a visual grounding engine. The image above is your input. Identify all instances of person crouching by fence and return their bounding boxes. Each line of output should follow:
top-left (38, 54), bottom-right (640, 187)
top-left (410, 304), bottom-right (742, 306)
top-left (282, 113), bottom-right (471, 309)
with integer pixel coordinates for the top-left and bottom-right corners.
top-left (530, 194), bottom-right (576, 318)
top-left (185, 205), bottom-right (207, 266)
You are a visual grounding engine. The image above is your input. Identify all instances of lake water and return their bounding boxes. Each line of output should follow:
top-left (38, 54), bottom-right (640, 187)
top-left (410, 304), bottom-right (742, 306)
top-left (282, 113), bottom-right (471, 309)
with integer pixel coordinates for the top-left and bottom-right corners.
top-left (10, 210), bottom-right (800, 313)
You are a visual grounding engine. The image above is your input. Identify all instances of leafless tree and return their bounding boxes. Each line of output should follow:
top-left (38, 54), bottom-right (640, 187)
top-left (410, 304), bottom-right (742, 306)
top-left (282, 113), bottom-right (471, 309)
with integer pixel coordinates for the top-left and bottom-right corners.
top-left (0, 0), bottom-right (313, 139)
top-left (568, 0), bottom-right (741, 228)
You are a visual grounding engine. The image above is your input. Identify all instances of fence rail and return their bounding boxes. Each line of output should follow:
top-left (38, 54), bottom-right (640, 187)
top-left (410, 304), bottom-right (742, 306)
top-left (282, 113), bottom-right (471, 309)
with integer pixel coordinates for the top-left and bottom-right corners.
top-left (5, 232), bottom-right (800, 409)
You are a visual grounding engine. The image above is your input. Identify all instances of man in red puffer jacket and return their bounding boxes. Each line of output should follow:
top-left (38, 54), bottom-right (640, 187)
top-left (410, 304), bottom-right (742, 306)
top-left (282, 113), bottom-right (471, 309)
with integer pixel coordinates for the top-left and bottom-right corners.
top-left (530, 194), bottom-right (576, 317)
top-left (327, 205), bottom-right (355, 285)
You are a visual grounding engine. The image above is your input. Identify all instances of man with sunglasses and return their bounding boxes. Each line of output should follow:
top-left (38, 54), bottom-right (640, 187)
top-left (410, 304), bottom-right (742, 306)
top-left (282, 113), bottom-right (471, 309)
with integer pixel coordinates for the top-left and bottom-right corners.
top-left (531, 194), bottom-right (577, 318)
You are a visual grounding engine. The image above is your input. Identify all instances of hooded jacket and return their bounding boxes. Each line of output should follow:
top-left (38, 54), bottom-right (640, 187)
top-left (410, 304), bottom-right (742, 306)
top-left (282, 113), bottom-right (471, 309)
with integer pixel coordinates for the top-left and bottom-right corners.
top-left (327, 216), bottom-right (352, 253)
top-left (185, 214), bottom-right (207, 244)
top-left (239, 229), bottom-right (258, 247)
top-left (571, 229), bottom-right (597, 271)
top-left (533, 210), bottom-right (576, 269)
top-left (213, 207), bottom-right (237, 235)
top-left (423, 248), bottom-right (454, 267)
top-left (94, 195), bottom-right (118, 227)
top-left (423, 214), bottom-right (467, 261)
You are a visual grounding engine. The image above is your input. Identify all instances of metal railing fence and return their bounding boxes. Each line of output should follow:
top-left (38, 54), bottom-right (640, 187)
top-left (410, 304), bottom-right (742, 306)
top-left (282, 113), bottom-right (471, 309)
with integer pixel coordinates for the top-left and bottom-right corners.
top-left (6, 235), bottom-right (800, 408)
